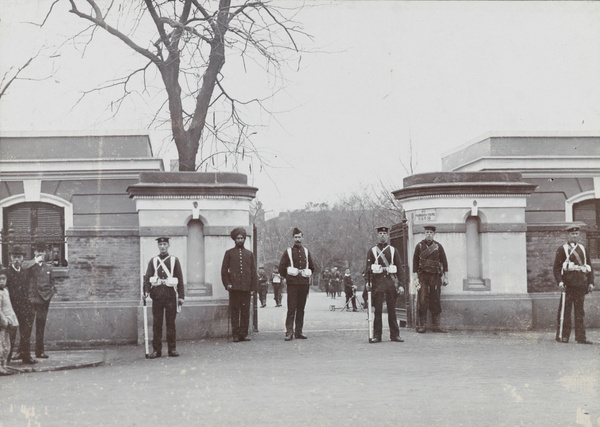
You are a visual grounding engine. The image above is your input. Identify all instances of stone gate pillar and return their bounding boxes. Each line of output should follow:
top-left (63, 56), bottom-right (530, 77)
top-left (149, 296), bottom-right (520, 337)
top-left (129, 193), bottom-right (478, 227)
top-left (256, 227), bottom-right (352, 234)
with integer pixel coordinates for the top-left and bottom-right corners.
top-left (393, 172), bottom-right (537, 330)
top-left (127, 172), bottom-right (257, 340)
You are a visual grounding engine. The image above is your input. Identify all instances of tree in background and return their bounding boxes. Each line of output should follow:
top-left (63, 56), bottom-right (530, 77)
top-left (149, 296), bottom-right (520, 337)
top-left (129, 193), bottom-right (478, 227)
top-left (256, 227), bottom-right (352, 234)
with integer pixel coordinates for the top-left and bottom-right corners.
top-left (257, 185), bottom-right (404, 287)
top-left (61, 0), bottom-right (307, 171)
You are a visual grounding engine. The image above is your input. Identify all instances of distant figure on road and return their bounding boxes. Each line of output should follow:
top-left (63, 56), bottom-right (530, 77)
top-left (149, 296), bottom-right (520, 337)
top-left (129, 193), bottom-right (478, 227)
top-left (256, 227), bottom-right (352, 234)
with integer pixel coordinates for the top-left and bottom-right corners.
top-left (343, 269), bottom-right (357, 311)
top-left (366, 226), bottom-right (403, 343)
top-left (221, 227), bottom-right (257, 342)
top-left (22, 242), bottom-right (56, 359)
top-left (412, 225), bottom-right (448, 333)
top-left (553, 224), bottom-right (594, 344)
top-left (6, 246), bottom-right (37, 365)
top-left (258, 266), bottom-right (268, 308)
top-left (272, 269), bottom-right (283, 307)
top-left (144, 237), bottom-right (185, 358)
top-left (0, 268), bottom-right (19, 375)
top-left (279, 227), bottom-right (315, 341)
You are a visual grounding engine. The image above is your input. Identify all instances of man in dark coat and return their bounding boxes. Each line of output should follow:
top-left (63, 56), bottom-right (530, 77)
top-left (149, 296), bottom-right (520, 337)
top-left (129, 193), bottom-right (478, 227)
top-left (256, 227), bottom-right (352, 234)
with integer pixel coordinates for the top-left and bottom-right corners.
top-left (6, 246), bottom-right (37, 364)
top-left (144, 237), bottom-right (185, 358)
top-left (365, 226), bottom-right (403, 343)
top-left (22, 242), bottom-right (56, 359)
top-left (553, 225), bottom-right (594, 344)
top-left (221, 227), bottom-right (257, 342)
top-left (258, 266), bottom-right (269, 308)
top-left (412, 225), bottom-right (449, 333)
top-left (279, 227), bottom-right (315, 341)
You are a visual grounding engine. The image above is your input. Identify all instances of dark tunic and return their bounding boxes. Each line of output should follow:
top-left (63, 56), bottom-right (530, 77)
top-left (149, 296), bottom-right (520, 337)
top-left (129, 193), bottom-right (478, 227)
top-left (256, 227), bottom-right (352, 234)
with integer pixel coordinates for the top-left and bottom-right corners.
top-left (365, 243), bottom-right (402, 339)
top-left (143, 253), bottom-right (185, 353)
top-left (279, 244), bottom-right (315, 335)
top-left (413, 239), bottom-right (448, 317)
top-left (221, 246), bottom-right (258, 292)
top-left (553, 242), bottom-right (594, 342)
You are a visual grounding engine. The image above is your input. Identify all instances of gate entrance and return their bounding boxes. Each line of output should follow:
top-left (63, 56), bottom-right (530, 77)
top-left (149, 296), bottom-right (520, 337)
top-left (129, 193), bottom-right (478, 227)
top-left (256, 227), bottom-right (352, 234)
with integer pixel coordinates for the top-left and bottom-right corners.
top-left (390, 222), bottom-right (411, 327)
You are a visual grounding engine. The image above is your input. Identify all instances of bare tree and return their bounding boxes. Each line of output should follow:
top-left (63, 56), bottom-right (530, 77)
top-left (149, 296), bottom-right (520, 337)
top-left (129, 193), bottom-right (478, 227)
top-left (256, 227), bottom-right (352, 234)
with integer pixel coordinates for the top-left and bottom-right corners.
top-left (61, 0), bottom-right (307, 171)
top-left (0, 51), bottom-right (56, 101)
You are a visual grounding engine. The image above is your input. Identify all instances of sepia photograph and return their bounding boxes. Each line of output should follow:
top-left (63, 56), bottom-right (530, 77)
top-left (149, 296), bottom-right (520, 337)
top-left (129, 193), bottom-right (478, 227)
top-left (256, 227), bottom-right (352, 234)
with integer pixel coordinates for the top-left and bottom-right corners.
top-left (0, 1), bottom-right (599, 426)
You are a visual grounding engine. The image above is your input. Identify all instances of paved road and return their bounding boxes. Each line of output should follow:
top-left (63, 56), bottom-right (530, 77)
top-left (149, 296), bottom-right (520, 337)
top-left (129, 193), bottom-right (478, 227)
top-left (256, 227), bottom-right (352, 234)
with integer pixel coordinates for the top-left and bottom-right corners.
top-left (1, 292), bottom-right (598, 427)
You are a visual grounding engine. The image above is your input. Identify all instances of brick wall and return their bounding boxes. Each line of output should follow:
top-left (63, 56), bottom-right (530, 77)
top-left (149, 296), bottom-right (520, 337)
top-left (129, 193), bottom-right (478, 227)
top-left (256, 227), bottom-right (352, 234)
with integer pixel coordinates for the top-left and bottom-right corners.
top-left (527, 227), bottom-right (599, 292)
top-left (54, 234), bottom-right (140, 301)
top-left (526, 229), bottom-right (562, 292)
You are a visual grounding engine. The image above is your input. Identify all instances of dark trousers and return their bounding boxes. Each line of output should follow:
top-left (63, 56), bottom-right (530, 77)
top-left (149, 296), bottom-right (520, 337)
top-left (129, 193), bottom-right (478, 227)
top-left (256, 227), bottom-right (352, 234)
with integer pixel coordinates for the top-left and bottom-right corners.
top-left (7, 325), bottom-right (18, 363)
top-left (258, 285), bottom-right (268, 306)
top-left (152, 297), bottom-right (177, 353)
top-left (12, 305), bottom-right (35, 358)
top-left (31, 301), bottom-right (51, 356)
top-left (556, 287), bottom-right (587, 342)
top-left (417, 272), bottom-right (442, 322)
top-left (372, 286), bottom-right (399, 339)
top-left (273, 284), bottom-right (283, 305)
top-left (286, 283), bottom-right (309, 335)
top-left (229, 290), bottom-right (251, 339)
top-left (345, 288), bottom-right (357, 310)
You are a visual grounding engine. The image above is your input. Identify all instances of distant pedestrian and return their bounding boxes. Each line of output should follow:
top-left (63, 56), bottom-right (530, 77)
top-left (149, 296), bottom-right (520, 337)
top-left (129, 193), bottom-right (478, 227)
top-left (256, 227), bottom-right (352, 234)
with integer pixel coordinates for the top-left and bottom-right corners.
top-left (0, 269), bottom-right (19, 375)
top-left (412, 225), bottom-right (449, 333)
top-left (343, 269), bottom-right (357, 311)
top-left (322, 268), bottom-right (331, 296)
top-left (221, 227), bottom-right (257, 342)
top-left (272, 270), bottom-right (283, 307)
top-left (279, 227), bottom-right (315, 341)
top-left (6, 246), bottom-right (37, 365)
top-left (22, 242), bottom-right (56, 359)
top-left (144, 237), bottom-right (185, 358)
top-left (365, 226), bottom-right (403, 343)
top-left (554, 225), bottom-right (594, 344)
top-left (258, 266), bottom-right (268, 308)
top-left (333, 268), bottom-right (342, 297)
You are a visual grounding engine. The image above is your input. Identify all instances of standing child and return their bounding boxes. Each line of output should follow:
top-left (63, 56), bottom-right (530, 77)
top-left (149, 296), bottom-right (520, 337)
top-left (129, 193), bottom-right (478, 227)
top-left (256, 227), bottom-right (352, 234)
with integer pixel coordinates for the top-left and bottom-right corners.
top-left (0, 269), bottom-right (19, 375)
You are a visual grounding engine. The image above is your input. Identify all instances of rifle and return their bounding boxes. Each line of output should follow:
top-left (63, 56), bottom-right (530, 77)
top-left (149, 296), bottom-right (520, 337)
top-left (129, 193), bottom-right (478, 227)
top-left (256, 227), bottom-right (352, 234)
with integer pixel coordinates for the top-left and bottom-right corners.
top-left (366, 270), bottom-right (374, 342)
top-left (142, 296), bottom-right (149, 358)
top-left (558, 291), bottom-right (566, 340)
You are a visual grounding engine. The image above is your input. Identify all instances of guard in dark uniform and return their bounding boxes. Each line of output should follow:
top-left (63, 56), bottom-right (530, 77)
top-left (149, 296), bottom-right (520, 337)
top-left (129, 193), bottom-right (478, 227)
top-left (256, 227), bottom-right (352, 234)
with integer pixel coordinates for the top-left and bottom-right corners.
top-left (221, 227), bottom-right (257, 342)
top-left (553, 224), bottom-right (594, 344)
top-left (366, 226), bottom-right (403, 343)
top-left (412, 225), bottom-right (448, 333)
top-left (144, 237), bottom-right (185, 358)
top-left (279, 227), bottom-right (315, 341)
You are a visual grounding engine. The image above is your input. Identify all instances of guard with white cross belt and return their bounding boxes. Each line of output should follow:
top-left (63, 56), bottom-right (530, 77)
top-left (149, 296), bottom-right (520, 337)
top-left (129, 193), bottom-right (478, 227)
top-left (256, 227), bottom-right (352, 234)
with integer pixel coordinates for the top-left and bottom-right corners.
top-left (143, 237), bottom-right (185, 359)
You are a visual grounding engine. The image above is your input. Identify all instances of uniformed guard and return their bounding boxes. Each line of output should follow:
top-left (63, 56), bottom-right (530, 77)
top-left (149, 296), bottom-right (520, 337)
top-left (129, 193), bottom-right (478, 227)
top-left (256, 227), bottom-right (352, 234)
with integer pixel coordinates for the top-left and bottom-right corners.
top-left (365, 226), bottom-right (403, 343)
top-left (143, 237), bottom-right (185, 358)
top-left (412, 225), bottom-right (448, 333)
top-left (221, 227), bottom-right (257, 342)
top-left (553, 224), bottom-right (594, 344)
top-left (279, 227), bottom-right (315, 341)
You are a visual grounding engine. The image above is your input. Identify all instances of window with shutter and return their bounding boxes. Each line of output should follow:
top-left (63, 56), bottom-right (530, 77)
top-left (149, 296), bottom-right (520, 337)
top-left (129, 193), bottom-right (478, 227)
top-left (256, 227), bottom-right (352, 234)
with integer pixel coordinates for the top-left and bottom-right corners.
top-left (573, 199), bottom-right (600, 260)
top-left (2, 202), bottom-right (66, 265)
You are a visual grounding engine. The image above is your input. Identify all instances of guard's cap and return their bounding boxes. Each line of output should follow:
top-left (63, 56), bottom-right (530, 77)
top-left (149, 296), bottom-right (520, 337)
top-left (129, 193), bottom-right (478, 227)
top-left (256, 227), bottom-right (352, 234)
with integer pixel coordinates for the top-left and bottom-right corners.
top-left (376, 226), bottom-right (389, 233)
top-left (156, 236), bottom-right (170, 243)
top-left (565, 224), bottom-right (580, 232)
top-left (230, 227), bottom-right (247, 240)
top-left (33, 241), bottom-right (47, 252)
top-left (424, 225), bottom-right (437, 232)
top-left (10, 245), bottom-right (26, 256)
top-left (292, 227), bottom-right (302, 236)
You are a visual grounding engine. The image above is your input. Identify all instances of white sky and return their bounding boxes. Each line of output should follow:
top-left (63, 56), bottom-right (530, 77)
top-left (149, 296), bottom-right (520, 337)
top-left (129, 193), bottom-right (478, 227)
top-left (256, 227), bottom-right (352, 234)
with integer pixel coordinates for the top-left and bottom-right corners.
top-left (1, 1), bottom-right (599, 215)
